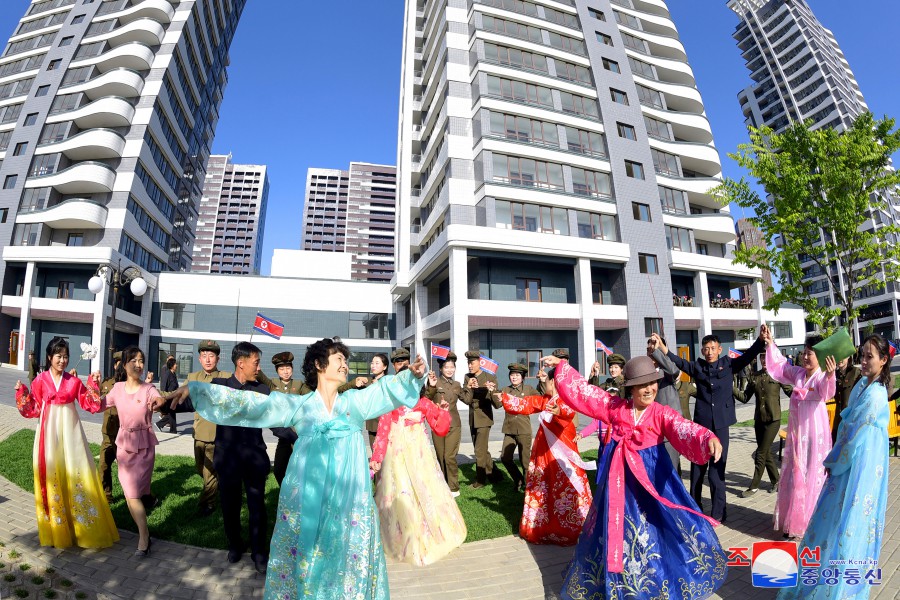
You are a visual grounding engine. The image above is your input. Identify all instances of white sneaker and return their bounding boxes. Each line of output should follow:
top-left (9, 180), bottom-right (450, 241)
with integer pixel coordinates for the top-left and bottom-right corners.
top-left (451, 491), bottom-right (460, 498)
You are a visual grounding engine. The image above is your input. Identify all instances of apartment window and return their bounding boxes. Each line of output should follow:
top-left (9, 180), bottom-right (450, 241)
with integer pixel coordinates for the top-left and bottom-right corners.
top-left (72, 14), bottom-right (85, 24)
top-left (644, 115), bottom-right (671, 140)
top-left (516, 278), bottom-right (542, 302)
top-left (24, 113), bottom-right (38, 126)
top-left (592, 281), bottom-right (604, 305)
top-left (628, 57), bottom-right (655, 79)
top-left (645, 318), bottom-right (663, 337)
top-left (614, 9), bottom-right (641, 29)
top-left (589, 8), bottom-right (606, 21)
top-left (576, 211), bottom-right (618, 241)
top-left (13, 142), bottom-right (27, 156)
top-left (496, 200), bottom-right (568, 235)
top-left (160, 303), bottom-right (196, 330)
top-left (697, 243), bottom-right (709, 255)
top-left (57, 281), bottom-right (75, 299)
top-left (516, 350), bottom-right (543, 378)
top-left (492, 154), bottom-right (564, 191)
top-left (0, 208), bottom-right (7, 223)
top-left (625, 160), bottom-right (645, 179)
top-left (597, 32), bottom-right (613, 46)
top-left (486, 75), bottom-right (553, 108)
top-left (12, 223), bottom-right (38, 246)
top-left (651, 149), bottom-right (680, 176)
top-left (571, 167), bottom-right (612, 198)
top-left (349, 312), bottom-right (389, 339)
top-left (632, 202), bottom-right (651, 222)
top-left (3, 175), bottom-right (17, 189)
top-left (665, 225), bottom-right (691, 252)
top-left (602, 58), bottom-right (620, 73)
top-left (560, 91), bottom-right (600, 119)
top-left (484, 43), bottom-right (548, 73)
top-left (59, 36), bottom-right (74, 47)
top-left (35, 85), bottom-right (50, 97)
top-left (659, 186), bottom-right (687, 214)
top-left (636, 84), bottom-right (664, 109)
top-left (564, 127), bottom-right (606, 157)
top-left (610, 88), bottom-right (629, 105)
top-left (489, 111), bottom-right (559, 146)
top-left (47, 59), bottom-right (61, 71)
top-left (67, 233), bottom-right (83, 246)
top-left (617, 122), bottom-right (636, 140)
top-left (621, 32), bottom-right (646, 53)
top-left (771, 321), bottom-right (792, 339)
top-left (639, 253), bottom-right (658, 274)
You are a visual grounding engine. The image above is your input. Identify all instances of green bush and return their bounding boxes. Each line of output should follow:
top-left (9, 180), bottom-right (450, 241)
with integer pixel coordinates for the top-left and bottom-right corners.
top-left (14, 588), bottom-right (29, 598)
top-left (43, 591), bottom-right (58, 599)
top-left (58, 579), bottom-right (72, 589)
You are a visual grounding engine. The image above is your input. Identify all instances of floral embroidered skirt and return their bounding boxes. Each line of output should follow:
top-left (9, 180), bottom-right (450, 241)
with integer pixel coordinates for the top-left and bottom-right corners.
top-left (562, 443), bottom-right (727, 600)
top-left (32, 403), bottom-right (118, 549)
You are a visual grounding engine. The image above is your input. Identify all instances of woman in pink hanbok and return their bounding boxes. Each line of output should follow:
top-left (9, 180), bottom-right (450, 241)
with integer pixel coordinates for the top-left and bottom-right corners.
top-left (764, 332), bottom-right (836, 538)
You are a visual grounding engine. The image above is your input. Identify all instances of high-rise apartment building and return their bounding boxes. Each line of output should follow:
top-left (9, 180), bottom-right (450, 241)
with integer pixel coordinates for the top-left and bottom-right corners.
top-left (192, 154), bottom-right (268, 275)
top-left (0, 0), bottom-right (245, 370)
top-left (735, 217), bottom-right (773, 303)
top-left (393, 0), bottom-right (805, 373)
top-left (730, 0), bottom-right (900, 339)
top-left (301, 162), bottom-right (396, 282)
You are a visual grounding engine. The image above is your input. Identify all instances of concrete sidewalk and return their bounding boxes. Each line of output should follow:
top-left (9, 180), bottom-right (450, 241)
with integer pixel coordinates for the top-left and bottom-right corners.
top-left (0, 371), bottom-right (898, 598)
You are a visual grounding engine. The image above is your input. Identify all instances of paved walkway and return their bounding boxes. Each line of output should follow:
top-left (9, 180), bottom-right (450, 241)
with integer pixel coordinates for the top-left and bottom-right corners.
top-left (0, 366), bottom-right (898, 599)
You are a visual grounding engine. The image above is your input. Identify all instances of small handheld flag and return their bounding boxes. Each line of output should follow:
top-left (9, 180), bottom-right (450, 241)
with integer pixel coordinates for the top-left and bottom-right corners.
top-left (253, 313), bottom-right (285, 340)
top-left (431, 343), bottom-right (451, 360)
top-left (595, 339), bottom-right (613, 356)
top-left (889, 341), bottom-right (898, 359)
top-left (728, 348), bottom-right (743, 359)
top-left (479, 355), bottom-right (499, 375)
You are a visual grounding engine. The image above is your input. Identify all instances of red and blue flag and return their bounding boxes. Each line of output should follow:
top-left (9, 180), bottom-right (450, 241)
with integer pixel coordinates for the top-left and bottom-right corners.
top-left (595, 339), bottom-right (613, 356)
top-left (431, 343), bottom-right (451, 360)
top-left (728, 348), bottom-right (743, 359)
top-left (253, 313), bottom-right (285, 340)
top-left (479, 355), bottom-right (499, 375)
top-left (889, 341), bottom-right (898, 359)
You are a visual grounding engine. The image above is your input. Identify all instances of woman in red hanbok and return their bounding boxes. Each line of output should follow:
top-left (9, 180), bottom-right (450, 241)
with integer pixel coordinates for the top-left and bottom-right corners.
top-left (496, 369), bottom-right (593, 545)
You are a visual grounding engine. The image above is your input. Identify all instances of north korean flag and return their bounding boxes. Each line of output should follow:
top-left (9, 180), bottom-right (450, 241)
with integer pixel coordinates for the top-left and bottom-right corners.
top-left (431, 343), bottom-right (451, 360)
top-left (479, 355), bottom-right (499, 375)
top-left (889, 340), bottom-right (898, 359)
top-left (253, 313), bottom-right (285, 340)
top-left (595, 339), bottom-right (613, 356)
top-left (728, 348), bottom-right (743, 359)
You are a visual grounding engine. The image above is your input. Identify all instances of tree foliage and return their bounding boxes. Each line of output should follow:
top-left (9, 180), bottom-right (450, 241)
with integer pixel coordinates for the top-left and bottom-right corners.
top-left (716, 113), bottom-right (900, 337)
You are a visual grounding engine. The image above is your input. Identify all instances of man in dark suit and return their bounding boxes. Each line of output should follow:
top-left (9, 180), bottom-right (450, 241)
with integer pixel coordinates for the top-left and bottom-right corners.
top-left (654, 325), bottom-right (768, 524)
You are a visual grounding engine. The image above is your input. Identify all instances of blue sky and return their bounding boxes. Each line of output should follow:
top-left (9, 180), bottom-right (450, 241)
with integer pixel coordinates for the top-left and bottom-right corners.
top-left (0, 1), bottom-right (897, 274)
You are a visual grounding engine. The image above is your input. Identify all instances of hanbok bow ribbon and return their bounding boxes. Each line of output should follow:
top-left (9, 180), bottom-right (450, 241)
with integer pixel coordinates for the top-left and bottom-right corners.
top-left (540, 416), bottom-right (595, 496)
top-left (605, 410), bottom-right (718, 573)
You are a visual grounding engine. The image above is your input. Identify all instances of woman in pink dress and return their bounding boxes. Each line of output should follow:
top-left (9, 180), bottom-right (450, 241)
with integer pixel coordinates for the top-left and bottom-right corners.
top-left (101, 346), bottom-right (162, 556)
top-left (764, 331), bottom-right (836, 538)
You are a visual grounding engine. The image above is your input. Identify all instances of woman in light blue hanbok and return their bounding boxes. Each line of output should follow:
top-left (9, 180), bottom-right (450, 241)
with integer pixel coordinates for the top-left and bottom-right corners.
top-left (167, 338), bottom-right (428, 600)
top-left (778, 335), bottom-right (891, 600)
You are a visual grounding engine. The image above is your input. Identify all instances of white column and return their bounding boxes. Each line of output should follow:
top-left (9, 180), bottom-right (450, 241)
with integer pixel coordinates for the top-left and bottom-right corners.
top-left (698, 271), bottom-right (712, 337)
top-left (413, 281), bottom-right (427, 360)
top-left (752, 280), bottom-right (765, 327)
top-left (448, 247), bottom-right (469, 384)
top-left (91, 279), bottom-right (109, 375)
top-left (575, 258), bottom-right (594, 374)
top-left (15, 262), bottom-right (36, 371)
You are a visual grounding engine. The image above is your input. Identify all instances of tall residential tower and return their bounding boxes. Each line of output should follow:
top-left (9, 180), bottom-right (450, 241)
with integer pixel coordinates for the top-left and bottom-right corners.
top-left (0, 0), bottom-right (245, 370)
top-left (393, 0), bottom-right (803, 375)
top-left (730, 0), bottom-right (900, 339)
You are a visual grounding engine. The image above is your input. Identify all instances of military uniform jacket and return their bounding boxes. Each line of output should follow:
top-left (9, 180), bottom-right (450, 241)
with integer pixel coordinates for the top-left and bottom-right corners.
top-left (423, 375), bottom-right (464, 429)
top-left (461, 370), bottom-right (501, 428)
top-left (735, 370), bottom-right (792, 423)
top-left (100, 376), bottom-right (118, 434)
top-left (500, 383), bottom-right (539, 434)
top-left (835, 365), bottom-right (861, 413)
top-left (266, 376), bottom-right (309, 396)
top-left (185, 368), bottom-right (231, 443)
top-left (599, 375), bottom-right (625, 396)
top-left (667, 338), bottom-right (765, 430)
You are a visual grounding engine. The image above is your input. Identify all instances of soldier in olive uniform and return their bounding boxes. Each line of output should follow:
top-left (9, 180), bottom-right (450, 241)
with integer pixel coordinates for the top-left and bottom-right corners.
top-left (460, 349), bottom-right (502, 488)
top-left (539, 349), bottom-right (573, 394)
top-left (589, 353), bottom-right (626, 393)
top-left (733, 355), bottom-right (793, 497)
top-left (500, 363), bottom-right (539, 492)
top-left (831, 357), bottom-right (861, 443)
top-left (28, 350), bottom-right (40, 382)
top-left (262, 352), bottom-right (302, 485)
top-left (423, 351), bottom-right (464, 496)
top-left (174, 340), bottom-right (231, 516)
top-left (98, 351), bottom-right (122, 502)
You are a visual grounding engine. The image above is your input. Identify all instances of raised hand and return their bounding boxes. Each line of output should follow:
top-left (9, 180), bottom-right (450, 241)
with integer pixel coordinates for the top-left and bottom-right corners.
top-left (709, 438), bottom-right (723, 462)
top-left (467, 377), bottom-right (479, 389)
top-left (546, 400), bottom-right (560, 416)
top-left (574, 433), bottom-right (582, 443)
top-left (541, 355), bottom-right (561, 369)
top-left (485, 381), bottom-right (496, 392)
top-left (536, 369), bottom-right (548, 383)
top-left (14, 379), bottom-right (22, 391)
top-left (590, 361), bottom-right (601, 377)
top-left (410, 354), bottom-right (427, 378)
top-left (824, 355), bottom-right (836, 375)
top-left (167, 385), bottom-right (190, 410)
top-left (354, 376), bottom-right (369, 388)
top-left (427, 371), bottom-right (438, 387)
top-left (145, 371), bottom-right (154, 384)
top-left (369, 460), bottom-right (381, 474)
top-left (651, 333), bottom-right (667, 354)
top-left (439, 399), bottom-right (450, 410)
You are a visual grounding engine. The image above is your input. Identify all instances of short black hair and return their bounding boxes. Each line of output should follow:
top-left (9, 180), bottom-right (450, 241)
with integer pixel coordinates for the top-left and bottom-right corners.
top-left (701, 335), bottom-right (720, 347)
top-left (116, 346), bottom-right (144, 383)
top-left (804, 334), bottom-right (824, 349)
top-left (44, 337), bottom-right (69, 371)
top-left (302, 337), bottom-right (350, 390)
top-left (166, 357), bottom-right (177, 370)
top-left (232, 341), bottom-right (261, 365)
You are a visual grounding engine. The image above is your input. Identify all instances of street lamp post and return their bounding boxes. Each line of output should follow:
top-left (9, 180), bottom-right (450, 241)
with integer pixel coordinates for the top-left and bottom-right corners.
top-left (88, 259), bottom-right (148, 374)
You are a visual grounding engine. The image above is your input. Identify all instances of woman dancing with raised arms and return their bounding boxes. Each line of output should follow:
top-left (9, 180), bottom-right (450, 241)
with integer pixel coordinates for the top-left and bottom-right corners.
top-left (542, 352), bottom-right (727, 599)
top-left (165, 338), bottom-right (428, 600)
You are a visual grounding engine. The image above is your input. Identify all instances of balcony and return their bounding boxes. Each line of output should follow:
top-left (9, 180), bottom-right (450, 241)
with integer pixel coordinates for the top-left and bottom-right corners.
top-left (24, 161), bottom-right (117, 194)
top-left (61, 68), bottom-right (145, 99)
top-left (45, 96), bottom-right (135, 128)
top-left (85, 18), bottom-right (165, 47)
top-left (112, 0), bottom-right (176, 24)
top-left (640, 104), bottom-right (712, 144)
top-left (35, 128), bottom-right (126, 160)
top-left (669, 249), bottom-right (759, 278)
top-left (15, 198), bottom-right (108, 230)
top-left (710, 296), bottom-right (752, 310)
top-left (648, 137), bottom-right (721, 176)
top-left (69, 41), bottom-right (156, 73)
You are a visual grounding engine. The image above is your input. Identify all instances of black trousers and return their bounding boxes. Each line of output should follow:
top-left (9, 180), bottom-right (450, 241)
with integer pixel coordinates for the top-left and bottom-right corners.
top-left (689, 425), bottom-right (730, 522)
top-left (216, 448), bottom-right (270, 557)
top-left (749, 419), bottom-right (780, 489)
top-left (273, 439), bottom-right (293, 486)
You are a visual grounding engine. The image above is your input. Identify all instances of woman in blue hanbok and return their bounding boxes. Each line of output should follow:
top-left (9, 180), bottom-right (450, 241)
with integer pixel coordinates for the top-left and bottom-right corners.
top-left (778, 335), bottom-right (891, 600)
top-left (166, 338), bottom-right (428, 600)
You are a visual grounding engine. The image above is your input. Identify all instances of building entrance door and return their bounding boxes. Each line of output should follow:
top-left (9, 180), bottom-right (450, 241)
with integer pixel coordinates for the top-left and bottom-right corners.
top-left (677, 345), bottom-right (691, 382)
top-left (9, 331), bottom-right (19, 365)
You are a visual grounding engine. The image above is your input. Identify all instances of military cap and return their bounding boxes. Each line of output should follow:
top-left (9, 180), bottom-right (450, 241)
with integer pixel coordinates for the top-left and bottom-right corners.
top-left (112, 351), bottom-right (122, 361)
top-left (390, 348), bottom-right (410, 362)
top-left (198, 340), bottom-right (220, 354)
top-left (464, 350), bottom-right (481, 360)
top-left (552, 348), bottom-right (570, 360)
top-left (439, 351), bottom-right (458, 363)
top-left (508, 363), bottom-right (528, 375)
top-left (607, 353), bottom-right (626, 367)
top-left (272, 351), bottom-right (294, 367)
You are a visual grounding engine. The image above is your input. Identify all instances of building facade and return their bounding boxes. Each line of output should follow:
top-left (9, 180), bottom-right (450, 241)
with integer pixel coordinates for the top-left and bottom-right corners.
top-left (393, 0), bottom-right (803, 379)
top-left (192, 153), bottom-right (268, 275)
top-left (729, 0), bottom-right (900, 340)
top-left (0, 0), bottom-right (245, 371)
top-left (735, 217), bottom-right (772, 303)
top-left (301, 162), bottom-right (397, 282)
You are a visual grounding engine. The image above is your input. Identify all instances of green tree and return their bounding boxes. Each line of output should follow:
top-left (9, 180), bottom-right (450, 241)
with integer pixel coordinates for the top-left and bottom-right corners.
top-left (716, 113), bottom-right (900, 339)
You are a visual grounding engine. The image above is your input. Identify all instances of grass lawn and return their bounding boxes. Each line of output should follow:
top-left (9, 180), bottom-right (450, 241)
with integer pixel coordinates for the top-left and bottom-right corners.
top-left (0, 429), bottom-right (602, 548)
top-left (734, 412), bottom-right (790, 428)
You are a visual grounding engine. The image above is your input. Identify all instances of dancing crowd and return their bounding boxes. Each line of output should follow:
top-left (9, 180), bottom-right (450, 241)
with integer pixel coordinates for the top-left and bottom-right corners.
top-left (12, 321), bottom-right (892, 599)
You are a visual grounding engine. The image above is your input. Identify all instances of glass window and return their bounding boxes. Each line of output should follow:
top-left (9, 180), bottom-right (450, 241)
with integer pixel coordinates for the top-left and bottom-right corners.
top-left (628, 56), bottom-right (655, 79)
top-left (589, 8), bottom-right (606, 21)
top-left (651, 149), bottom-right (680, 176)
top-left (572, 167), bottom-right (611, 198)
top-left (576, 211), bottom-right (618, 241)
top-left (349, 312), bottom-right (389, 339)
top-left (621, 32), bottom-right (646, 53)
top-left (614, 10), bottom-right (641, 29)
top-left (659, 186), bottom-right (687, 214)
top-left (602, 58), bottom-right (620, 73)
top-left (66, 233), bottom-right (83, 246)
top-left (625, 160), bottom-right (645, 179)
top-left (159, 303), bottom-right (196, 330)
top-left (35, 85), bottom-right (50, 97)
top-left (644, 318), bottom-right (663, 337)
top-left (72, 14), bottom-right (85, 24)
top-left (57, 281), bottom-right (74, 299)
top-left (3, 174), bottom-right (17, 189)
top-left (59, 36), bottom-right (73, 47)
top-left (158, 343), bottom-right (195, 381)
top-left (559, 91), bottom-right (600, 119)
top-left (665, 225), bottom-right (692, 251)
top-left (617, 123), bottom-right (636, 140)
top-left (516, 278), bottom-right (541, 301)
top-left (13, 142), bottom-right (27, 156)
top-left (12, 223), bottom-right (38, 246)
top-left (643, 115), bottom-right (671, 140)
top-left (516, 350), bottom-right (542, 379)
top-left (610, 88), bottom-right (629, 105)
top-left (495, 199), bottom-right (512, 229)
top-left (24, 113), bottom-right (38, 126)
top-left (632, 202), bottom-right (651, 222)
top-left (597, 32), bottom-right (613, 46)
top-left (639, 253), bottom-right (658, 274)
top-left (565, 127), bottom-right (605, 157)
